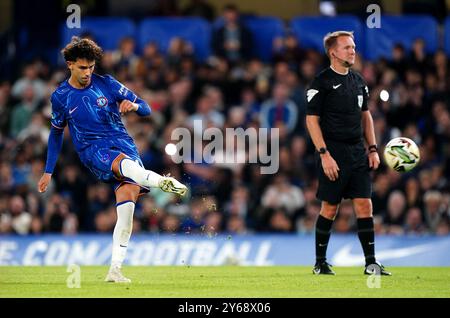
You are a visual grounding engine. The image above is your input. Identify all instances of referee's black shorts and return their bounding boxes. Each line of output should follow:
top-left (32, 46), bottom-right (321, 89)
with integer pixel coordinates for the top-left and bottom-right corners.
top-left (315, 139), bottom-right (371, 205)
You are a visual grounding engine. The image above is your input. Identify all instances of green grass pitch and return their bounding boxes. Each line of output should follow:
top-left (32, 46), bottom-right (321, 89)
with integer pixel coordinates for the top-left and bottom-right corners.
top-left (1, 266), bottom-right (449, 298)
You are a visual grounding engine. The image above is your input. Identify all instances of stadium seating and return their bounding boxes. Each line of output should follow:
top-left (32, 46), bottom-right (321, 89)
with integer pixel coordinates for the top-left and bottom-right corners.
top-left (61, 17), bottom-right (136, 51)
top-left (212, 15), bottom-right (285, 62)
top-left (138, 17), bottom-right (211, 62)
top-left (242, 16), bottom-right (285, 62)
top-left (290, 15), bottom-right (364, 57)
top-left (59, 15), bottom-right (445, 62)
top-left (365, 15), bottom-right (439, 60)
top-left (445, 16), bottom-right (450, 57)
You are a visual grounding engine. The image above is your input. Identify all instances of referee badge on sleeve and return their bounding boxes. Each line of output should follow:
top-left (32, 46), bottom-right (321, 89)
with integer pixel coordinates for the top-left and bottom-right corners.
top-left (357, 95), bottom-right (363, 108)
top-left (307, 89), bottom-right (319, 102)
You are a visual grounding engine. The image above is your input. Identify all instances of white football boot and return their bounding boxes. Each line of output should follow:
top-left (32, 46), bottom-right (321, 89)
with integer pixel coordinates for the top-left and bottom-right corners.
top-left (105, 266), bottom-right (131, 283)
top-left (158, 175), bottom-right (188, 196)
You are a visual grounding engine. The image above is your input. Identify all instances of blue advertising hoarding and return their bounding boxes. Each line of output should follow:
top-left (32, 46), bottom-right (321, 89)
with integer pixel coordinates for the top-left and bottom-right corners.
top-left (1, 234), bottom-right (449, 266)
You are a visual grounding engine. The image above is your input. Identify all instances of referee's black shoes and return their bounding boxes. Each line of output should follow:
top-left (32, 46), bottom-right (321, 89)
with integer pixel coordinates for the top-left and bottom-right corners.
top-left (312, 261), bottom-right (336, 275)
top-left (364, 261), bottom-right (392, 276)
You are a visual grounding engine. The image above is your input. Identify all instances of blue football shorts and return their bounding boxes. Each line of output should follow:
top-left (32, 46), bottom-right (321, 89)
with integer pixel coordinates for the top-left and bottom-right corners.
top-left (80, 138), bottom-right (150, 194)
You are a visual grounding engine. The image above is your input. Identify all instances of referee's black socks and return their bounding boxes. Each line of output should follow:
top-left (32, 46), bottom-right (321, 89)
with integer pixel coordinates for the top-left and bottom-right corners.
top-left (357, 217), bottom-right (376, 265)
top-left (315, 215), bottom-right (334, 263)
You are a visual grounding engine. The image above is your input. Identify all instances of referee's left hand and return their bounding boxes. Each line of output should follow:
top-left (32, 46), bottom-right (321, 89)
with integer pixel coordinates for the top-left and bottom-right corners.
top-left (368, 151), bottom-right (380, 170)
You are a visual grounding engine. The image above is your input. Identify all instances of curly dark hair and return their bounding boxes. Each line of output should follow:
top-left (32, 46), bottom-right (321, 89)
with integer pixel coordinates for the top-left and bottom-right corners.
top-left (61, 36), bottom-right (103, 62)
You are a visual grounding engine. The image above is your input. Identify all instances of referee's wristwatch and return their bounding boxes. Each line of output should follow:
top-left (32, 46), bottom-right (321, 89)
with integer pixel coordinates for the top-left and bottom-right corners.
top-left (318, 147), bottom-right (328, 155)
top-left (368, 144), bottom-right (378, 153)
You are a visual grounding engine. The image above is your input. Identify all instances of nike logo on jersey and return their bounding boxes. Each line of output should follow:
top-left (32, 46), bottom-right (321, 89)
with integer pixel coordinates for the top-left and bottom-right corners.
top-left (306, 89), bottom-right (319, 102)
top-left (332, 84), bottom-right (342, 89)
top-left (69, 106), bottom-right (78, 114)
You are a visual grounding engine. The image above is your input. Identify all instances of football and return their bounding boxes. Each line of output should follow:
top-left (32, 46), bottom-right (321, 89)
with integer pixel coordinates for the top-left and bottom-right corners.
top-left (383, 137), bottom-right (420, 172)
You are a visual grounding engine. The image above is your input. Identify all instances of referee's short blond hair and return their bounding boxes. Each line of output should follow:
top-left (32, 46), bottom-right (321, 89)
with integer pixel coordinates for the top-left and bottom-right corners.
top-left (323, 31), bottom-right (354, 58)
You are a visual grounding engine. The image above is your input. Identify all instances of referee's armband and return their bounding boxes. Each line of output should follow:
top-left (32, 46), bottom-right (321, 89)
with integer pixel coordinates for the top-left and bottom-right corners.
top-left (368, 144), bottom-right (378, 153)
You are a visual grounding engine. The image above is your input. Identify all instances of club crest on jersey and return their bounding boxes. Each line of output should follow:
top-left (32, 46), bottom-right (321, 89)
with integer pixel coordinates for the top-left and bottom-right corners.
top-left (96, 96), bottom-right (108, 107)
top-left (357, 95), bottom-right (363, 108)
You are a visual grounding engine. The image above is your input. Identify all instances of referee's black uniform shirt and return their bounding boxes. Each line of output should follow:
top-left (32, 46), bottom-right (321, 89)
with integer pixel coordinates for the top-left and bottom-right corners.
top-left (306, 67), bottom-right (369, 144)
top-left (306, 67), bottom-right (371, 203)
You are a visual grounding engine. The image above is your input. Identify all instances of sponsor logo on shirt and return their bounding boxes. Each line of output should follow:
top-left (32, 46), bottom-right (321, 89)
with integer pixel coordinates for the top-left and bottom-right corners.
top-left (119, 85), bottom-right (129, 97)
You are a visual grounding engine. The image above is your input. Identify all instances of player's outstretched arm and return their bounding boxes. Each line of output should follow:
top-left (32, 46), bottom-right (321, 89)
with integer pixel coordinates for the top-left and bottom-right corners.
top-left (38, 126), bottom-right (64, 193)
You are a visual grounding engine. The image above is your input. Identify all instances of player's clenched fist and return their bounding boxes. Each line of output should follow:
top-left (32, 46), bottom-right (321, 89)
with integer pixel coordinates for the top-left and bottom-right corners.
top-left (119, 100), bottom-right (138, 114)
top-left (38, 173), bottom-right (52, 193)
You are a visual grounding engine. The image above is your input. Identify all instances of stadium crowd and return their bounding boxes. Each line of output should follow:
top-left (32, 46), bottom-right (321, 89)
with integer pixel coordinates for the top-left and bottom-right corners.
top-left (0, 5), bottom-right (449, 237)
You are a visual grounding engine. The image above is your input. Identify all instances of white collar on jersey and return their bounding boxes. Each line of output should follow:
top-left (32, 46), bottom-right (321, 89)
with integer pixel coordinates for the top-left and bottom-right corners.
top-left (330, 65), bottom-right (349, 75)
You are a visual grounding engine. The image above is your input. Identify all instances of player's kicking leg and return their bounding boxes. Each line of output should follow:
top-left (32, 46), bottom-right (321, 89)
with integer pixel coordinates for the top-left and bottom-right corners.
top-left (105, 183), bottom-right (140, 283)
top-left (113, 153), bottom-right (188, 196)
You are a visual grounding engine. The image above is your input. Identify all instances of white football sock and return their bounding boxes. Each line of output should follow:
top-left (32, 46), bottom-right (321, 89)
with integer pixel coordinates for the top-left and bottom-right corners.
top-left (119, 157), bottom-right (163, 188)
top-left (111, 201), bottom-right (135, 269)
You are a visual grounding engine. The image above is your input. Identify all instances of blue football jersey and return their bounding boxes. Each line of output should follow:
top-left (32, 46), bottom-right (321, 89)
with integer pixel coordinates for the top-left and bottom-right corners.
top-left (50, 73), bottom-right (142, 153)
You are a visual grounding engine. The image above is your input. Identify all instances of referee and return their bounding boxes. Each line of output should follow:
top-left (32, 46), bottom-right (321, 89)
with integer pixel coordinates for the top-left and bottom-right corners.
top-left (306, 31), bottom-right (391, 275)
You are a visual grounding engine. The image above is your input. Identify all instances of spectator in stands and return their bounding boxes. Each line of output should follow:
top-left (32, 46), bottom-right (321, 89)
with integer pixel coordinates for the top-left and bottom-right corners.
top-left (0, 162), bottom-right (14, 194)
top-left (186, 94), bottom-right (225, 134)
top-left (212, 4), bottom-right (253, 64)
top-left (409, 38), bottom-right (429, 76)
top-left (431, 50), bottom-right (448, 92)
top-left (0, 81), bottom-right (12, 136)
top-left (17, 112), bottom-right (49, 143)
top-left (161, 213), bottom-right (181, 233)
top-left (138, 196), bottom-right (163, 233)
top-left (111, 37), bottom-right (140, 78)
top-left (225, 214), bottom-right (249, 234)
top-left (261, 173), bottom-right (304, 218)
top-left (204, 210), bottom-right (223, 236)
top-left (182, 0), bottom-right (216, 21)
top-left (383, 190), bottom-right (407, 234)
top-left (404, 177), bottom-right (423, 210)
top-left (272, 33), bottom-right (306, 70)
top-left (404, 206), bottom-right (427, 234)
top-left (180, 197), bottom-right (208, 233)
top-left (423, 190), bottom-right (447, 232)
top-left (9, 85), bottom-right (38, 138)
top-left (224, 185), bottom-right (250, 224)
top-left (43, 193), bottom-right (78, 234)
top-left (388, 43), bottom-right (407, 80)
top-left (11, 63), bottom-right (46, 103)
top-left (0, 195), bottom-right (32, 235)
top-left (259, 82), bottom-right (299, 138)
top-left (166, 37), bottom-right (194, 69)
top-left (266, 208), bottom-right (294, 232)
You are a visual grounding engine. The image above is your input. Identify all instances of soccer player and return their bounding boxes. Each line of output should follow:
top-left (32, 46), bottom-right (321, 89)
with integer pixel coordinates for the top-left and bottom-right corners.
top-left (306, 31), bottom-right (391, 276)
top-left (37, 37), bottom-right (188, 283)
